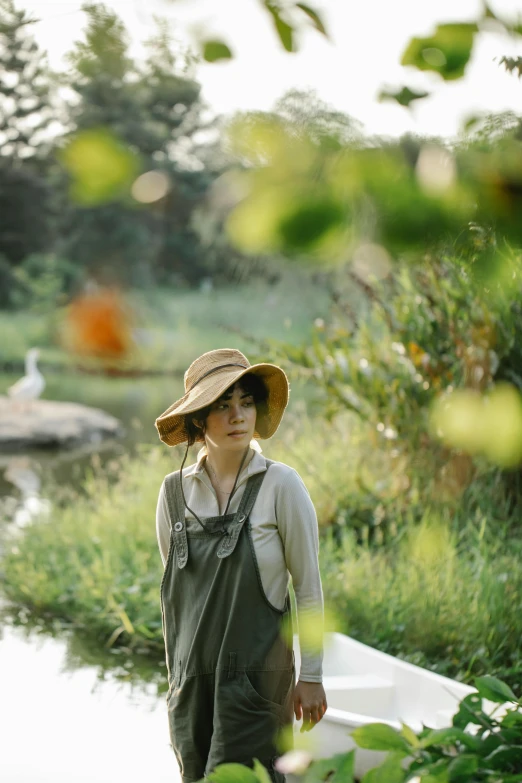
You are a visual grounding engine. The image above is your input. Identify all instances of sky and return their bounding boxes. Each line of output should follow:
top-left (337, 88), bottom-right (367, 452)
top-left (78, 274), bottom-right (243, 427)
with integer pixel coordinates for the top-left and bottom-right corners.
top-left (17, 0), bottom-right (522, 139)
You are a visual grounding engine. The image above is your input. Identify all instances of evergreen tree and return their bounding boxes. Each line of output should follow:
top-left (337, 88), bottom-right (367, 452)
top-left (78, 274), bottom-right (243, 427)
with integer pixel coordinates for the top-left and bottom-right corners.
top-left (0, 0), bottom-right (56, 160)
top-left (0, 0), bottom-right (56, 269)
top-left (61, 3), bottom-right (217, 285)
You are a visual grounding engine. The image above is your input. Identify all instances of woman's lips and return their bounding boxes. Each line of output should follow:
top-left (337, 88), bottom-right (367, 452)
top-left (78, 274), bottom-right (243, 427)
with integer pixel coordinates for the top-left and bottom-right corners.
top-left (228, 432), bottom-right (247, 438)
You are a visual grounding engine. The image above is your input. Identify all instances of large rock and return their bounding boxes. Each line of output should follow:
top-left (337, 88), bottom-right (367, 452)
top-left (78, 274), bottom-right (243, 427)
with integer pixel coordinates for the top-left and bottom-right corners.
top-left (0, 397), bottom-right (124, 451)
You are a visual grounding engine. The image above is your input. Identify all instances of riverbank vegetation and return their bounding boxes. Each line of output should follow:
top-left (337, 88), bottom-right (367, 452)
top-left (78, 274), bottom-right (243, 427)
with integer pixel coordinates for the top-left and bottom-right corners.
top-left (4, 408), bottom-right (522, 695)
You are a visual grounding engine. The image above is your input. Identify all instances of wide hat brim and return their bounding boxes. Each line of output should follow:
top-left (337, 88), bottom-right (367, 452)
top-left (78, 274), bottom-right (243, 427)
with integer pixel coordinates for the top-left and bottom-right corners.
top-left (155, 363), bottom-right (289, 446)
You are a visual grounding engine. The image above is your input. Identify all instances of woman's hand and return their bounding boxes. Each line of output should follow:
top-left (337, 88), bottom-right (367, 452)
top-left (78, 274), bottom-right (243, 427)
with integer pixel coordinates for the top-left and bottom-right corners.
top-left (293, 680), bottom-right (328, 732)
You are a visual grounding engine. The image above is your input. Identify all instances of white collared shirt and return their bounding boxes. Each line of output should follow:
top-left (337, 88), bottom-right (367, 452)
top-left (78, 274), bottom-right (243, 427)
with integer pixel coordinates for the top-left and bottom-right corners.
top-left (156, 443), bottom-right (324, 682)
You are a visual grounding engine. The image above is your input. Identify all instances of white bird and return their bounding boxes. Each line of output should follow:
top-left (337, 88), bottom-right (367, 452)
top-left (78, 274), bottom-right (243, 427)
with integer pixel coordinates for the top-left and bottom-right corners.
top-left (7, 348), bottom-right (45, 405)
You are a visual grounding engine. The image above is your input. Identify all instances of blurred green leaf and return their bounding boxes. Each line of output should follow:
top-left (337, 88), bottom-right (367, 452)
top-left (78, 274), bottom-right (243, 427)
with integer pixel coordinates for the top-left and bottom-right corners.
top-left (202, 40), bottom-right (233, 62)
top-left (296, 3), bottom-right (329, 37)
top-left (60, 128), bottom-right (141, 205)
top-left (462, 113), bottom-right (485, 132)
top-left (482, 2), bottom-right (498, 20)
top-left (303, 751), bottom-right (355, 783)
top-left (400, 722), bottom-right (420, 747)
top-left (361, 752), bottom-right (406, 783)
top-left (263, 1), bottom-right (295, 52)
top-left (484, 744), bottom-right (522, 770)
top-left (401, 23), bottom-right (478, 80)
top-left (452, 693), bottom-right (490, 729)
top-left (418, 726), bottom-right (479, 751)
top-left (378, 86), bottom-right (430, 107)
top-left (447, 754), bottom-right (478, 782)
top-left (499, 56), bottom-right (522, 78)
top-left (431, 384), bottom-right (522, 468)
top-left (277, 195), bottom-right (345, 252)
top-left (352, 722), bottom-right (410, 752)
top-left (475, 675), bottom-right (517, 703)
top-left (252, 759), bottom-right (271, 783)
top-left (206, 763), bottom-right (258, 783)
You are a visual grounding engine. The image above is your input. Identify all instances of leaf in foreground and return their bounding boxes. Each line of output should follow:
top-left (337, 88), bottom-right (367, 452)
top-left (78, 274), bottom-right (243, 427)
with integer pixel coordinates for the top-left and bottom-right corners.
top-left (263, 1), bottom-right (295, 52)
top-left (302, 750), bottom-right (354, 783)
top-left (202, 40), bottom-right (233, 62)
top-left (296, 3), bottom-right (329, 37)
top-left (401, 23), bottom-right (478, 81)
top-left (475, 675), bottom-right (518, 704)
top-left (352, 722), bottom-right (410, 752)
top-left (446, 754), bottom-right (478, 781)
top-left (378, 86), bottom-right (430, 107)
top-left (60, 128), bottom-right (140, 205)
top-left (361, 752), bottom-right (406, 783)
top-left (205, 763), bottom-right (258, 783)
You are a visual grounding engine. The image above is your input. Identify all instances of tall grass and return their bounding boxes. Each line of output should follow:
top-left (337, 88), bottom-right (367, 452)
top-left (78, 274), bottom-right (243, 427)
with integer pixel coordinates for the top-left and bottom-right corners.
top-left (3, 415), bottom-right (522, 693)
top-left (3, 447), bottom-right (173, 652)
top-left (321, 517), bottom-right (522, 695)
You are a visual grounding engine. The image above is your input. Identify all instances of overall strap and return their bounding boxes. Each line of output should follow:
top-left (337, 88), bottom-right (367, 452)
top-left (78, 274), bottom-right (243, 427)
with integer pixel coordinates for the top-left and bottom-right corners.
top-left (217, 459), bottom-right (274, 559)
top-left (164, 471), bottom-right (189, 569)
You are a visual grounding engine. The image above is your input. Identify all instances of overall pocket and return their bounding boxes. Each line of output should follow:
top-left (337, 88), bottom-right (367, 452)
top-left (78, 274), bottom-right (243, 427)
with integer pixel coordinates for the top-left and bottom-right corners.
top-left (242, 668), bottom-right (294, 716)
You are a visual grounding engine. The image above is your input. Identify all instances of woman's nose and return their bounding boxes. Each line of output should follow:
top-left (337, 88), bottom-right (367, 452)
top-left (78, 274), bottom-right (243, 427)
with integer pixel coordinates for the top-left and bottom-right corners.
top-left (230, 404), bottom-right (244, 421)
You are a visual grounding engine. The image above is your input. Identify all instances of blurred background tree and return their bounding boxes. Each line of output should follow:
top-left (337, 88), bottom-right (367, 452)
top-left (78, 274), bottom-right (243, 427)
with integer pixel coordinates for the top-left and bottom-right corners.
top-left (0, 0), bottom-right (58, 303)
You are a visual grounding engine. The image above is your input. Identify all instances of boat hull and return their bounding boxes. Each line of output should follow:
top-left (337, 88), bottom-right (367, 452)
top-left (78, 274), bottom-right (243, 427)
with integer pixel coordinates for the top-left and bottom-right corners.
top-left (292, 632), bottom-right (477, 777)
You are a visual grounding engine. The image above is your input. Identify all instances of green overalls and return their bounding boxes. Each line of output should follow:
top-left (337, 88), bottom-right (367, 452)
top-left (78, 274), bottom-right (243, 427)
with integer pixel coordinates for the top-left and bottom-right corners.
top-left (160, 460), bottom-right (295, 783)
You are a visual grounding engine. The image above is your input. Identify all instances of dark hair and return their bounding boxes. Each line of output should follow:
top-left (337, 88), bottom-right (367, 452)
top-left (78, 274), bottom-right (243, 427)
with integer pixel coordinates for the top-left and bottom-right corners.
top-left (183, 373), bottom-right (268, 446)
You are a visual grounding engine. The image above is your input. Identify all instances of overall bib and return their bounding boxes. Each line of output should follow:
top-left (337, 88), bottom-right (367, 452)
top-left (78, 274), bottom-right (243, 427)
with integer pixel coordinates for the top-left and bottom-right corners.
top-left (160, 461), bottom-right (295, 783)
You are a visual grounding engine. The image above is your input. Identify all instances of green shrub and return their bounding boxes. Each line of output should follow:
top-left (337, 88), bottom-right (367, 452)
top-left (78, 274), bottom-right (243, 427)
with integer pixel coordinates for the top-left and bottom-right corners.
top-left (350, 675), bottom-right (522, 783)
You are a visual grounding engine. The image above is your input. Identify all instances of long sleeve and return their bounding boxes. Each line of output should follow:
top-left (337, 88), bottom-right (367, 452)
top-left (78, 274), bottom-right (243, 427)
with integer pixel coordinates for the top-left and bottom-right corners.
top-left (156, 480), bottom-right (171, 568)
top-left (275, 468), bottom-right (324, 683)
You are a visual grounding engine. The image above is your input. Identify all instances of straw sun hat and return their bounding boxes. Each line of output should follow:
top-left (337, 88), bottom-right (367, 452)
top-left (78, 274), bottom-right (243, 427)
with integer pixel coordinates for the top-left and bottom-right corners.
top-left (155, 348), bottom-right (289, 447)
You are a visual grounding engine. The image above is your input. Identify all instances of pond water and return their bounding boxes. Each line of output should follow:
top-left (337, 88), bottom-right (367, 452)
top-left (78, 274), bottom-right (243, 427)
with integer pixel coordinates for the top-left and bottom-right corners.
top-left (0, 622), bottom-right (178, 783)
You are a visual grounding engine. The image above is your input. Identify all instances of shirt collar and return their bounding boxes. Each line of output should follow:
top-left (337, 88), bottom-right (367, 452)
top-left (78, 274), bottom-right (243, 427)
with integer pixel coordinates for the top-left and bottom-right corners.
top-left (184, 440), bottom-right (267, 483)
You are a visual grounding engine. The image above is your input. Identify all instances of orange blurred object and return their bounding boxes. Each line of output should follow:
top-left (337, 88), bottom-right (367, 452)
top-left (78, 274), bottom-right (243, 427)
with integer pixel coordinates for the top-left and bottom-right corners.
top-left (64, 288), bottom-right (133, 361)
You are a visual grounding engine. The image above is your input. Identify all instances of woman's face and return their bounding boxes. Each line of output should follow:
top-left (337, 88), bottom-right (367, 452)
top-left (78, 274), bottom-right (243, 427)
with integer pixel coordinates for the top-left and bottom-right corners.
top-left (203, 382), bottom-right (257, 452)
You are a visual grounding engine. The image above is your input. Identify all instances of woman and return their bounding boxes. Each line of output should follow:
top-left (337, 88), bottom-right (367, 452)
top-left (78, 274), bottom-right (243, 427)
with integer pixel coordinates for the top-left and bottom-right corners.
top-left (155, 348), bottom-right (326, 783)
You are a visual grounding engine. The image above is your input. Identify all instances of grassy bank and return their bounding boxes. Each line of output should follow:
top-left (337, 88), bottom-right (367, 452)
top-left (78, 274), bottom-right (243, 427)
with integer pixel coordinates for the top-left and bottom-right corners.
top-left (3, 416), bottom-right (522, 693)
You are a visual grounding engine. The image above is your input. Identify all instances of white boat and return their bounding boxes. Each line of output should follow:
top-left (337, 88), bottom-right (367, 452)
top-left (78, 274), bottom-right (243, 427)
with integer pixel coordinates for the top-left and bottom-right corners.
top-left (292, 632), bottom-right (489, 778)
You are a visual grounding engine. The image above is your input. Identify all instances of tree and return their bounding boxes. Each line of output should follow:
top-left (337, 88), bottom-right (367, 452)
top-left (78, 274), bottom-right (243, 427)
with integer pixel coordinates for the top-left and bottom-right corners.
top-left (273, 88), bottom-right (363, 147)
top-left (0, 0), bottom-right (56, 160)
top-left (0, 0), bottom-right (56, 267)
top-left (59, 3), bottom-right (219, 285)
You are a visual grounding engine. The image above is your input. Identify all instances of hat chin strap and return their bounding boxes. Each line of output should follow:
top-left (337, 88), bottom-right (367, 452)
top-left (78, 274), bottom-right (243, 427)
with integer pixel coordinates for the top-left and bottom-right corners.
top-left (178, 441), bottom-right (250, 532)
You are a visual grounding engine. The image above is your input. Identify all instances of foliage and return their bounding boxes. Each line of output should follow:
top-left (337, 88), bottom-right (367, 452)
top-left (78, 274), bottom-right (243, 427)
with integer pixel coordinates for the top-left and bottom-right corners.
top-left (258, 240), bottom-right (522, 545)
top-left (9, 253), bottom-right (84, 311)
top-left (200, 0), bottom-right (329, 57)
top-left (349, 676), bottom-right (522, 783)
top-left (219, 110), bottom-right (522, 264)
top-left (0, 160), bottom-right (53, 265)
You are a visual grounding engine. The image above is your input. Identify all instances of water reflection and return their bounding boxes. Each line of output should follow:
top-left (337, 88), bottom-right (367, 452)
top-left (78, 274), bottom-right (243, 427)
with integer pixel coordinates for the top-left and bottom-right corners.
top-left (3, 457), bottom-right (51, 528)
top-left (0, 621), bottom-right (177, 783)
